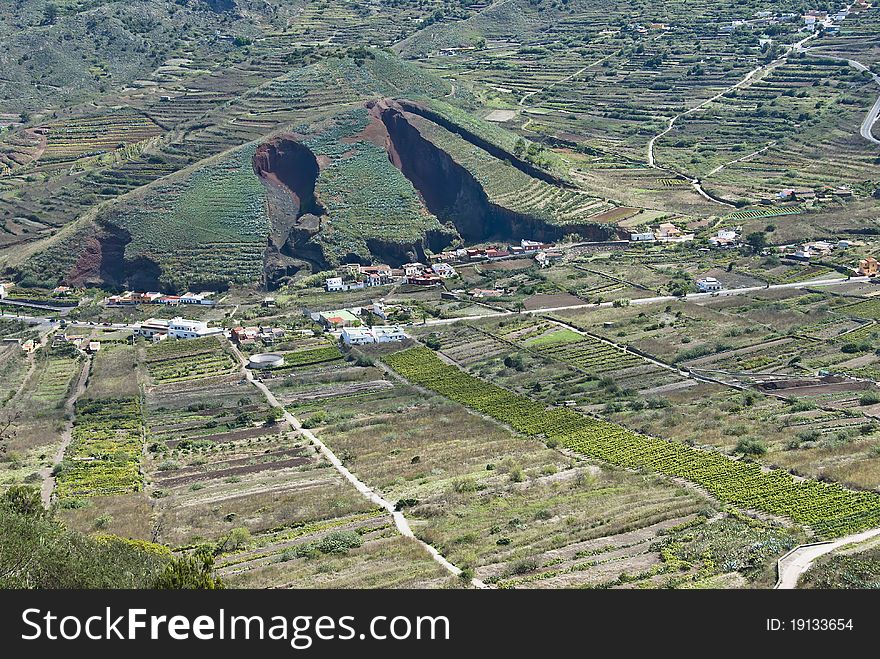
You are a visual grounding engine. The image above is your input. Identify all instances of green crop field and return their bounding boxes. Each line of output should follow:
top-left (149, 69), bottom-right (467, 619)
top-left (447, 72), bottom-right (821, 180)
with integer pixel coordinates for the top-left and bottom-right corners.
top-left (145, 337), bottom-right (237, 384)
top-left (386, 346), bottom-right (880, 538)
top-left (55, 397), bottom-right (145, 501)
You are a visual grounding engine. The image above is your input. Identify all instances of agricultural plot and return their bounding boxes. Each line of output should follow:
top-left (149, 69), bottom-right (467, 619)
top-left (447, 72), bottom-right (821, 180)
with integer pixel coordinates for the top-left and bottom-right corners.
top-left (273, 345), bottom-right (343, 370)
top-left (143, 376), bottom-right (369, 547)
top-left (0, 343), bottom-right (28, 406)
top-left (386, 346), bottom-right (880, 538)
top-left (144, 337), bottom-right (237, 384)
top-left (406, 112), bottom-right (615, 230)
top-left (285, 341), bottom-right (799, 588)
top-left (106, 145), bottom-right (271, 290)
top-left (25, 352), bottom-right (83, 408)
top-left (54, 397), bottom-right (145, 502)
top-left (555, 299), bottom-right (777, 366)
top-left (529, 331), bottom-right (644, 373)
top-left (35, 110), bottom-right (163, 167)
top-left (607, 379), bottom-right (880, 492)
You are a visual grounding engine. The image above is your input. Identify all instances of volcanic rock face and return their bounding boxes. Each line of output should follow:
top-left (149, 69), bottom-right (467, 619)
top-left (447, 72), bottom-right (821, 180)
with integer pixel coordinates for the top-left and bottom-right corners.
top-left (375, 99), bottom-right (589, 244)
top-left (253, 137), bottom-right (326, 286)
top-left (253, 138), bottom-right (323, 220)
top-left (65, 225), bottom-right (162, 291)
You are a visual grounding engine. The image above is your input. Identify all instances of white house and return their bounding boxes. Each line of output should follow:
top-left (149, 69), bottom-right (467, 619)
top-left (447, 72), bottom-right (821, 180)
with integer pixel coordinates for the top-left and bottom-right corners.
top-left (709, 229), bottom-right (739, 248)
top-left (431, 263), bottom-right (457, 278)
top-left (402, 262), bottom-right (426, 277)
top-left (341, 325), bottom-right (407, 346)
top-left (179, 292), bottom-right (216, 306)
top-left (371, 301), bottom-right (388, 320)
top-left (135, 318), bottom-right (170, 339)
top-left (341, 327), bottom-right (375, 346)
top-left (631, 232), bottom-right (656, 242)
top-left (0, 283), bottom-right (8, 300)
top-left (167, 317), bottom-right (223, 340)
top-left (325, 276), bottom-right (365, 292)
top-left (697, 277), bottom-right (723, 293)
top-left (373, 326), bottom-right (407, 343)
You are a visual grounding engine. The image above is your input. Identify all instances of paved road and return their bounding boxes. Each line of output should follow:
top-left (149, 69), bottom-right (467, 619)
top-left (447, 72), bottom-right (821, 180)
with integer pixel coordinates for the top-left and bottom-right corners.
top-left (423, 276), bottom-right (870, 326)
top-left (815, 54), bottom-right (880, 145)
top-left (776, 527), bottom-right (880, 589)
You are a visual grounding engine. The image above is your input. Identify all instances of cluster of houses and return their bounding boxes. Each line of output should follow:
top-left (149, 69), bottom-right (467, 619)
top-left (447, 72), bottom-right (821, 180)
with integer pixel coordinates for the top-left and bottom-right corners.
top-left (229, 326), bottom-right (287, 347)
top-left (53, 333), bottom-right (101, 354)
top-left (718, 6), bottom-right (852, 36)
top-left (785, 239), bottom-right (856, 261)
top-left (776, 187), bottom-right (853, 203)
top-left (630, 222), bottom-right (695, 244)
top-left (304, 305), bottom-right (407, 346)
top-left (107, 291), bottom-right (216, 307)
top-left (325, 264), bottom-right (398, 292)
top-left (134, 317), bottom-right (224, 341)
top-left (322, 241), bottom-right (567, 293)
top-left (430, 239), bottom-right (559, 265)
top-left (802, 7), bottom-right (851, 33)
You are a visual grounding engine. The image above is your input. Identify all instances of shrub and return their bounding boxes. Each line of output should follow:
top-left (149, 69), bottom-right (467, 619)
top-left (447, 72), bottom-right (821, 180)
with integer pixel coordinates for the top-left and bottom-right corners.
top-left (860, 391), bottom-right (880, 406)
top-left (316, 530), bottom-right (363, 555)
top-left (735, 438), bottom-right (767, 457)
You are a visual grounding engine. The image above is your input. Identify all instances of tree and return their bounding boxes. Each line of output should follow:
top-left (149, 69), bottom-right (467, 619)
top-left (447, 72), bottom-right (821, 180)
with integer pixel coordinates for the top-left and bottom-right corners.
top-left (745, 231), bottom-right (767, 253)
top-left (41, 2), bottom-right (58, 25)
top-left (3, 485), bottom-right (44, 518)
top-left (154, 550), bottom-right (224, 589)
top-left (0, 410), bottom-right (22, 460)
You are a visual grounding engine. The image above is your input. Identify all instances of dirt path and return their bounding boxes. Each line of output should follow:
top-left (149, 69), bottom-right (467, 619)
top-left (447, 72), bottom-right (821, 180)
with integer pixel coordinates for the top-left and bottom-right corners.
top-left (519, 54), bottom-right (611, 108)
top-left (775, 527), bottom-right (880, 589)
top-left (647, 33), bottom-right (816, 169)
top-left (229, 345), bottom-right (487, 588)
top-left (705, 141), bottom-right (777, 178)
top-left (40, 355), bottom-right (92, 506)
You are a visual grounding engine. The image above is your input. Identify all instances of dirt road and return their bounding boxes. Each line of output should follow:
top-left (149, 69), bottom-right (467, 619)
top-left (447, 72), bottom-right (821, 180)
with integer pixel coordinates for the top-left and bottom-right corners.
top-left (230, 345), bottom-right (488, 588)
top-left (40, 355), bottom-right (92, 506)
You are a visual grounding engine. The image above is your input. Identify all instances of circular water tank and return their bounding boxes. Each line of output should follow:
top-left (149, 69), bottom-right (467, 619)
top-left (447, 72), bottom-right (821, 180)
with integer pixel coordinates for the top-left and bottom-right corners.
top-left (248, 353), bottom-right (285, 369)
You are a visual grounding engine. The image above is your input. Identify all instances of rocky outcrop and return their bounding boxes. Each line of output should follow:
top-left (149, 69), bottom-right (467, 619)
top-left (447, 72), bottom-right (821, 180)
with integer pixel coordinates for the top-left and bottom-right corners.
top-left (253, 137), bottom-right (327, 286)
top-left (65, 224), bottom-right (162, 291)
top-left (375, 100), bottom-right (610, 244)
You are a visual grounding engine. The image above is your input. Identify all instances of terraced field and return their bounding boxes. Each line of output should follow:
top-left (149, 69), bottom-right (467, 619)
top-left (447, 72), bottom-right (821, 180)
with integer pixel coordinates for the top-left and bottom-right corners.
top-left (144, 337), bottom-right (237, 384)
top-left (386, 346), bottom-right (880, 538)
top-left (26, 353), bottom-right (83, 407)
top-left (55, 397), bottom-right (145, 502)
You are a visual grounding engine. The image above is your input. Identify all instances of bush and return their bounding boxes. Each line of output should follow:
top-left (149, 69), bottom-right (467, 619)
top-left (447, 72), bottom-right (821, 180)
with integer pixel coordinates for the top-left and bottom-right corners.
top-left (316, 530), bottom-right (363, 555)
top-left (735, 438), bottom-right (767, 457)
top-left (860, 391), bottom-right (880, 406)
top-left (302, 410), bottom-right (328, 428)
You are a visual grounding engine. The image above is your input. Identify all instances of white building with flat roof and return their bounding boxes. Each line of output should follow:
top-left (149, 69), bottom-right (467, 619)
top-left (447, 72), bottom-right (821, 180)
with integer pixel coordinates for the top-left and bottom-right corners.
top-left (697, 277), bottom-right (723, 292)
top-left (341, 325), bottom-right (407, 346)
top-left (167, 317), bottom-right (224, 339)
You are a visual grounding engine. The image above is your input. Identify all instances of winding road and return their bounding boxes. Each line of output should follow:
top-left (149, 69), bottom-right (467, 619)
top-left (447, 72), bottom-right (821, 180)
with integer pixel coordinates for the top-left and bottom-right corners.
top-left (804, 50), bottom-right (880, 146)
top-left (646, 32), bottom-right (818, 204)
top-left (775, 527), bottom-right (880, 589)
